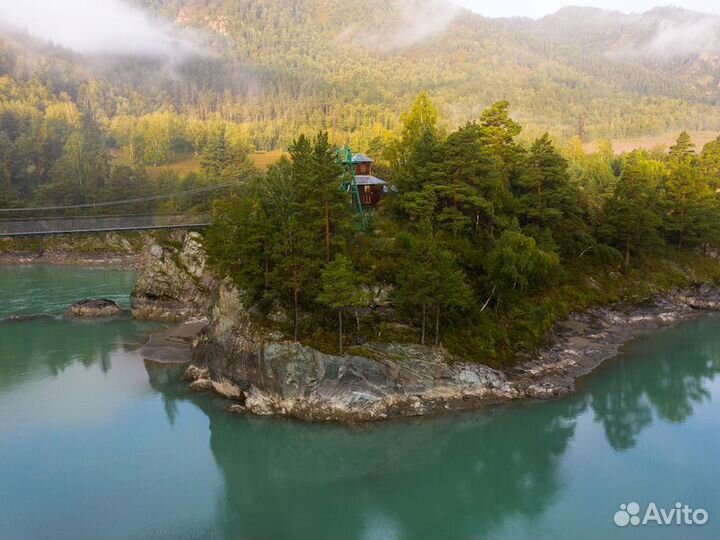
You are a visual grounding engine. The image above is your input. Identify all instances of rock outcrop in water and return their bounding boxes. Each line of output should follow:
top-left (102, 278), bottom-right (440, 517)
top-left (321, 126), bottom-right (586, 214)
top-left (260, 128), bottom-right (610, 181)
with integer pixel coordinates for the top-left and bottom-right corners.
top-left (134, 233), bottom-right (720, 421)
top-left (184, 280), bottom-right (720, 422)
top-left (131, 232), bottom-right (216, 322)
top-left (64, 298), bottom-right (124, 319)
top-left (187, 282), bottom-right (517, 421)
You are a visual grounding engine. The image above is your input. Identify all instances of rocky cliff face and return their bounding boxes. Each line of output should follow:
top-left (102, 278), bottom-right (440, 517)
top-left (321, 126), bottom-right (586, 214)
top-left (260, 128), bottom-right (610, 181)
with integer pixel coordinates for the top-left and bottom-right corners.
top-left (185, 278), bottom-right (720, 422)
top-left (133, 232), bottom-right (720, 422)
top-left (187, 282), bottom-right (517, 422)
top-left (131, 232), bottom-right (217, 322)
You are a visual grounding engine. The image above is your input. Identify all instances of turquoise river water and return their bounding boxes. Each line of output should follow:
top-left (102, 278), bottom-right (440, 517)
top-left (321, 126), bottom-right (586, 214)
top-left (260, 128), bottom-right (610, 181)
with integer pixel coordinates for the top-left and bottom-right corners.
top-left (0, 265), bottom-right (719, 540)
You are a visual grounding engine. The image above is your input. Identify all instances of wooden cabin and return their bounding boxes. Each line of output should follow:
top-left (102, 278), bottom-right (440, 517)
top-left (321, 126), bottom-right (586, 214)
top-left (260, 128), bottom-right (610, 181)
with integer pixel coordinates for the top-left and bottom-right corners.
top-left (351, 153), bottom-right (388, 209)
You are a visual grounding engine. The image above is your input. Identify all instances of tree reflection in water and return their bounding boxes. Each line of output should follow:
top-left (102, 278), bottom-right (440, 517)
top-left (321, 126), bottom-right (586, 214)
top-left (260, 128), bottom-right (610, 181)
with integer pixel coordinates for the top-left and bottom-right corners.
top-left (143, 317), bottom-right (720, 539)
top-left (0, 316), bottom-right (162, 393)
top-left (6, 312), bottom-right (715, 540)
top-left (588, 316), bottom-right (720, 451)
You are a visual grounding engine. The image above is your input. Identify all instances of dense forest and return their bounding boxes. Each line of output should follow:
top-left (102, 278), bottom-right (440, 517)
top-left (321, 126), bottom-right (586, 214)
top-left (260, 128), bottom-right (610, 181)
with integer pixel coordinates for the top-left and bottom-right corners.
top-left (0, 48), bottom-right (258, 209)
top-left (204, 94), bottom-right (720, 364)
top-left (3, 0), bottom-right (720, 363)
top-left (3, 0), bottom-right (720, 362)
top-left (3, 1), bottom-right (720, 210)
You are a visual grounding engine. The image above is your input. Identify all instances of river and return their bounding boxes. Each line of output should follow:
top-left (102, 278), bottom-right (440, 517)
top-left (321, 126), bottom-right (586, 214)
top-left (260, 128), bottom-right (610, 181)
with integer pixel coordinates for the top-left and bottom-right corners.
top-left (0, 266), bottom-right (718, 540)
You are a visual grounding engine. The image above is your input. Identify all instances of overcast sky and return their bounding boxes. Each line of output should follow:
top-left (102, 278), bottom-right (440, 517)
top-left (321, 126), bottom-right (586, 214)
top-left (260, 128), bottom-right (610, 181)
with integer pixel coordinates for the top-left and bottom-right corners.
top-left (1, 0), bottom-right (719, 57)
top-left (0, 0), bottom-right (195, 56)
top-left (453, 1), bottom-right (720, 18)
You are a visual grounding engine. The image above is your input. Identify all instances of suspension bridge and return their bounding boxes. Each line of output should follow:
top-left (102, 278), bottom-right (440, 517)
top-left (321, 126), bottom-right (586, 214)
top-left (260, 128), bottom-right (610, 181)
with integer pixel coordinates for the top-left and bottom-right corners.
top-left (0, 183), bottom-right (235, 238)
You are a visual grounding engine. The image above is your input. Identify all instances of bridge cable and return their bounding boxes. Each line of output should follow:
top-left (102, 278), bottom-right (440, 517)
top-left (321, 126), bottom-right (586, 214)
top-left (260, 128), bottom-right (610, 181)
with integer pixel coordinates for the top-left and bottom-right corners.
top-left (0, 182), bottom-right (239, 213)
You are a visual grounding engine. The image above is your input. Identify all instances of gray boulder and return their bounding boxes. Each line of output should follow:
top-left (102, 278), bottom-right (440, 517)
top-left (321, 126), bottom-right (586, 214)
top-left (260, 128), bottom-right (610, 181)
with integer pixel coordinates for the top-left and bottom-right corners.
top-left (64, 299), bottom-right (123, 319)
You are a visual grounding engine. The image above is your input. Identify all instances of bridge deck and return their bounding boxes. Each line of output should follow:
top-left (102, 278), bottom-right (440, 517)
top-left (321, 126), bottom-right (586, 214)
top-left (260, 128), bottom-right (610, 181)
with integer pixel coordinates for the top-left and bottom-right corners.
top-left (0, 215), bottom-right (211, 238)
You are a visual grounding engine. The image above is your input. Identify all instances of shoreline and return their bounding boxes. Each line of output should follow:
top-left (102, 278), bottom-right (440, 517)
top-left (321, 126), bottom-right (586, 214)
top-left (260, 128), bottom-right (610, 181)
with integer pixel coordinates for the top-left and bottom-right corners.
top-left (0, 252), bottom-right (139, 268)
top-left (8, 244), bottom-right (716, 423)
top-left (509, 290), bottom-right (720, 399)
top-left (129, 231), bottom-right (720, 422)
top-left (182, 285), bottom-right (720, 423)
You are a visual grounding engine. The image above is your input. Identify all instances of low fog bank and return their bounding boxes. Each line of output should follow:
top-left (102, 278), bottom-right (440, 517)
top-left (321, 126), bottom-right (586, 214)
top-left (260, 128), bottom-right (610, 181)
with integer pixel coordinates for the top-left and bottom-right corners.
top-left (0, 0), bottom-right (199, 60)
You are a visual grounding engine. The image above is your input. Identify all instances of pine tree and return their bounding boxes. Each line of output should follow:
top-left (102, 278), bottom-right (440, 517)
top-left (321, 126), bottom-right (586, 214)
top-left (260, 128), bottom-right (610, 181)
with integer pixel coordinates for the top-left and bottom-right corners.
top-left (478, 100), bottom-right (523, 185)
top-left (393, 234), bottom-right (435, 345)
top-left (425, 246), bottom-right (470, 346)
top-left (443, 122), bottom-right (510, 238)
top-left (310, 132), bottom-right (350, 262)
top-left (668, 131), bottom-right (695, 162)
top-left (700, 136), bottom-right (720, 190)
top-left (200, 124), bottom-right (231, 179)
top-left (317, 255), bottom-right (367, 354)
top-left (601, 153), bottom-right (663, 269)
top-left (515, 134), bottom-right (588, 254)
top-left (664, 132), bottom-right (714, 250)
top-left (665, 159), bottom-right (706, 249)
top-left (394, 234), bottom-right (470, 346)
top-left (267, 132), bottom-right (353, 337)
top-left (395, 127), bottom-right (446, 227)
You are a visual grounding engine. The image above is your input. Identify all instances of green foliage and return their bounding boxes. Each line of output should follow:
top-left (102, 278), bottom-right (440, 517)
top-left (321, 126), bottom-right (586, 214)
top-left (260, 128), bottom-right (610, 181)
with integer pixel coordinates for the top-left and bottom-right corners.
top-left (204, 94), bottom-right (720, 366)
top-left (7, 1), bottom-right (720, 208)
top-left (3, 58), bottom-right (717, 367)
top-left (393, 233), bottom-right (471, 345)
top-left (514, 133), bottom-right (589, 255)
top-left (600, 151), bottom-right (664, 268)
top-left (484, 230), bottom-right (560, 303)
top-left (4, 0), bottom-right (720, 180)
top-left (206, 132), bottom-right (353, 338)
top-left (317, 255), bottom-right (366, 310)
top-left (317, 254), bottom-right (368, 353)
top-left (662, 132), bottom-right (720, 250)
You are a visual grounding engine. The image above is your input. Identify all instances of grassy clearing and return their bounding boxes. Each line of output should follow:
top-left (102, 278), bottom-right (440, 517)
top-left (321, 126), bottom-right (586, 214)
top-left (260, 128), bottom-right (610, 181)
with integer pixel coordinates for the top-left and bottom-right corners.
top-left (145, 154), bottom-right (202, 178)
top-left (586, 131), bottom-right (719, 154)
top-left (249, 151), bottom-right (285, 170)
top-left (114, 151), bottom-right (285, 179)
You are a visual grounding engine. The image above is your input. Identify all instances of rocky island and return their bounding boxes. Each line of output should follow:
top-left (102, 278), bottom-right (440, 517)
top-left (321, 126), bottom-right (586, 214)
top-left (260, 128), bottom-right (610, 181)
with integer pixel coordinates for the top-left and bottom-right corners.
top-left (130, 231), bottom-right (720, 423)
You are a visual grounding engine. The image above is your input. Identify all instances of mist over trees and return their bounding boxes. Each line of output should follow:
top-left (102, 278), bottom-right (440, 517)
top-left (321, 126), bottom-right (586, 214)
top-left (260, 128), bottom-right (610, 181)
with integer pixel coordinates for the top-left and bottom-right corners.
top-left (3, 0), bottom-right (720, 189)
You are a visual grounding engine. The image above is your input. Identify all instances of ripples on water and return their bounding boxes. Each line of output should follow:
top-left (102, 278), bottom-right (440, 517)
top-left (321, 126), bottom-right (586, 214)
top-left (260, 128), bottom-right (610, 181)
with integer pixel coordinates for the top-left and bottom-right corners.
top-left (0, 266), bottom-right (135, 319)
top-left (0, 266), bottom-right (718, 540)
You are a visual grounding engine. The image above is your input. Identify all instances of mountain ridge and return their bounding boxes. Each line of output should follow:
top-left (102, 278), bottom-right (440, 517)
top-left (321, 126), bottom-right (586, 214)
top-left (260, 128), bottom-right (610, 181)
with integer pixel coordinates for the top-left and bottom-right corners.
top-left (2, 0), bottom-right (720, 149)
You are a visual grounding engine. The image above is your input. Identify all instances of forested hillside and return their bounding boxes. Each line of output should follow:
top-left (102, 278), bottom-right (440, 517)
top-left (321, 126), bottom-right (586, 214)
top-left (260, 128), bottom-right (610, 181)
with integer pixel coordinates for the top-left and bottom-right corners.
top-left (3, 0), bottom-right (720, 207)
top-left (206, 95), bottom-right (720, 364)
top-left (137, 1), bottom-right (720, 143)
